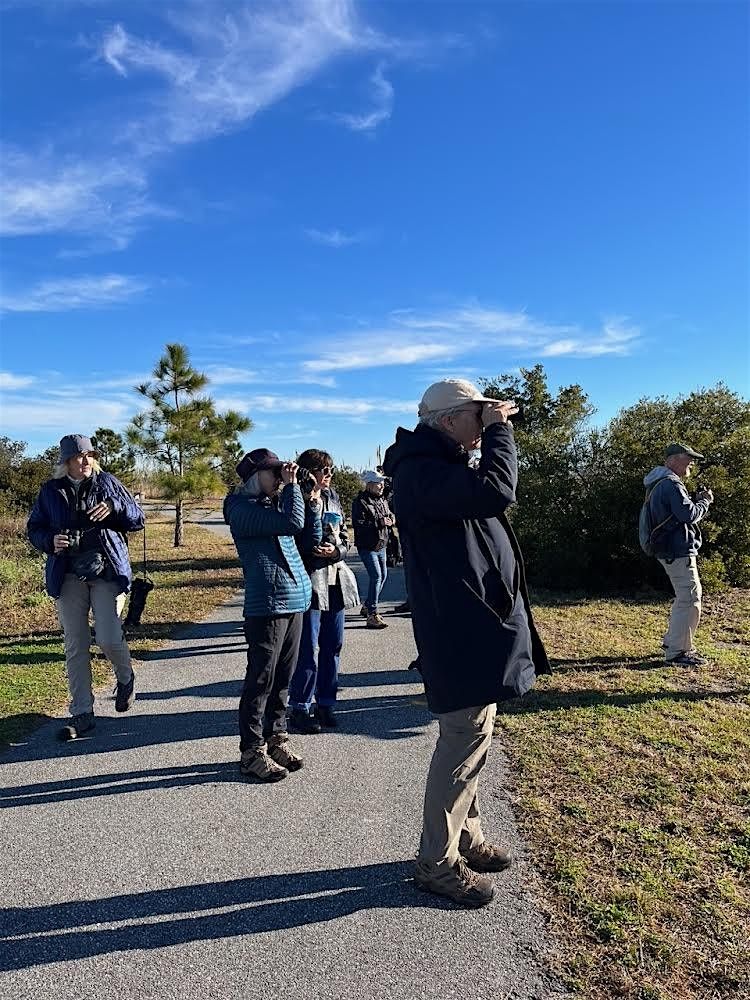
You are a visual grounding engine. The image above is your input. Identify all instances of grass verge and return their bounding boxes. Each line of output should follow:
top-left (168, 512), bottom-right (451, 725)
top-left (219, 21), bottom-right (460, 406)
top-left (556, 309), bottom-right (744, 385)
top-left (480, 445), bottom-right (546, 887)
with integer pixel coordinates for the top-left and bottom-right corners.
top-left (497, 588), bottom-right (750, 1000)
top-left (0, 516), bottom-right (242, 746)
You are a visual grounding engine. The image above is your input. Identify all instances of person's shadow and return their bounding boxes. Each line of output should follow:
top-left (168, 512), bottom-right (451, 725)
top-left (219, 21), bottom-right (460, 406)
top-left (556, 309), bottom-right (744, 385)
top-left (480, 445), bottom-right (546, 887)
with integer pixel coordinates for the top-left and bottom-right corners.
top-left (0, 861), bottom-right (436, 972)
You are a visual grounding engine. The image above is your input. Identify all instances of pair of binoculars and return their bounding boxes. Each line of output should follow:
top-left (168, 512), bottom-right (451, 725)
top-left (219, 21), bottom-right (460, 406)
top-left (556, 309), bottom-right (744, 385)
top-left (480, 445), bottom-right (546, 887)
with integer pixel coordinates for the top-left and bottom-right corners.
top-left (65, 529), bottom-right (83, 553)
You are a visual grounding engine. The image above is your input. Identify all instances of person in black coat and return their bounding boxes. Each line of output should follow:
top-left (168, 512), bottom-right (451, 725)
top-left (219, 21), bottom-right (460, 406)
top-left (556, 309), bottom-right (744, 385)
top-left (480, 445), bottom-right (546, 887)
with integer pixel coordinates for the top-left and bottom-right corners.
top-left (351, 471), bottom-right (394, 629)
top-left (382, 378), bottom-right (550, 908)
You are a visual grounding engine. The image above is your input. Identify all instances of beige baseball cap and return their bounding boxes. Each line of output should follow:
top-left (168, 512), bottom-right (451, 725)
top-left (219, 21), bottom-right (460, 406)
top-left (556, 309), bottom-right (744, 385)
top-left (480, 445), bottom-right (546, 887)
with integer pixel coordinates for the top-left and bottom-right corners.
top-left (418, 378), bottom-right (496, 417)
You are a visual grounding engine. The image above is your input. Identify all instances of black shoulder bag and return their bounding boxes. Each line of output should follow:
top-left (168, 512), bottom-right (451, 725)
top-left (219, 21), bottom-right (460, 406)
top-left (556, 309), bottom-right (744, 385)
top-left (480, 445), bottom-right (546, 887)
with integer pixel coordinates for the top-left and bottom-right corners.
top-left (124, 516), bottom-right (154, 626)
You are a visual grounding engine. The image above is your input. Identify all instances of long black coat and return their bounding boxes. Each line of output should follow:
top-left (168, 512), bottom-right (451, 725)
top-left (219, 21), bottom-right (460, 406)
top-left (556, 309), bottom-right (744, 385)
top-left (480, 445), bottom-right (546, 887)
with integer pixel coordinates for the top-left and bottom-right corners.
top-left (382, 422), bottom-right (550, 714)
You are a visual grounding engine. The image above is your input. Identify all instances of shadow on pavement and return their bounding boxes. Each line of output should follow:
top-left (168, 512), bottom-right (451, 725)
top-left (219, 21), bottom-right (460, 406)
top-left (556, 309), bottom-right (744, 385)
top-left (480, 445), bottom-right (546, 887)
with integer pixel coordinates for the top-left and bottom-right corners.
top-left (0, 861), bottom-right (437, 971)
top-left (1, 693), bottom-right (431, 767)
top-left (0, 760), bottom-right (243, 809)
top-left (337, 669), bottom-right (417, 688)
top-left (129, 617), bottom-right (244, 648)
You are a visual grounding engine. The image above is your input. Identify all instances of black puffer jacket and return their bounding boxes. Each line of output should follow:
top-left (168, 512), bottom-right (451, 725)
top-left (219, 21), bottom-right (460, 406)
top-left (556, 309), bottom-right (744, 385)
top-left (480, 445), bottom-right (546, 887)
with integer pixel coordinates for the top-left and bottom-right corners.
top-left (382, 422), bottom-right (550, 714)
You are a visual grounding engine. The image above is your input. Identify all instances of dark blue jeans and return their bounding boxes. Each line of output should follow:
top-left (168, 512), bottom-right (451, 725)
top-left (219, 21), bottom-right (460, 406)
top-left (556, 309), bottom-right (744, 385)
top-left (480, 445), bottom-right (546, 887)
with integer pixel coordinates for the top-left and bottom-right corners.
top-left (288, 607), bottom-right (345, 711)
top-left (358, 547), bottom-right (387, 614)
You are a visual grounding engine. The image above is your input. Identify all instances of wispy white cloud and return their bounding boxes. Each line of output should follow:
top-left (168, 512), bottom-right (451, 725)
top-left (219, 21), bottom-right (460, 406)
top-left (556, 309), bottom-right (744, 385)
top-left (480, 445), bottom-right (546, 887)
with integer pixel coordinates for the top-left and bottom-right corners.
top-left (228, 394), bottom-right (416, 416)
top-left (0, 371), bottom-right (35, 390)
top-left (304, 227), bottom-right (368, 248)
top-left (539, 320), bottom-right (641, 357)
top-left (203, 364), bottom-right (336, 388)
top-left (2, 3), bottom-right (459, 251)
top-left (98, 2), bottom-right (375, 152)
top-left (0, 397), bottom-right (131, 434)
top-left (304, 342), bottom-right (458, 372)
top-left (0, 274), bottom-right (148, 312)
top-left (330, 62), bottom-right (393, 132)
top-left (0, 148), bottom-right (170, 248)
top-left (301, 305), bottom-right (641, 372)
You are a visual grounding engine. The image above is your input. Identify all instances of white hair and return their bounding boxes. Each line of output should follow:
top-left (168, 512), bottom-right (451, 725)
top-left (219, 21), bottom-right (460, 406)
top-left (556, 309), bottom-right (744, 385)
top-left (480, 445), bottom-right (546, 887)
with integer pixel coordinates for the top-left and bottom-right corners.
top-left (53, 457), bottom-right (102, 479)
top-left (418, 405), bottom-right (466, 430)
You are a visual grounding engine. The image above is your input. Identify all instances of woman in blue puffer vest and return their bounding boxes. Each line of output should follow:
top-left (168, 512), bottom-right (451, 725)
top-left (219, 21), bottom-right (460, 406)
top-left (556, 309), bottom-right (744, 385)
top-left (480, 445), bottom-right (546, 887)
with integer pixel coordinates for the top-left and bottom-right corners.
top-left (224, 448), bottom-right (321, 782)
top-left (27, 434), bottom-right (145, 742)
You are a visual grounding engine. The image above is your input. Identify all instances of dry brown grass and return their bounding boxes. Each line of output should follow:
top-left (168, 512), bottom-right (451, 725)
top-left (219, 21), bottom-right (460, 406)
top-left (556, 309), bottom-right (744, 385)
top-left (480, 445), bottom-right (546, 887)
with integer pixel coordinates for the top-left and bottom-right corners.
top-left (498, 588), bottom-right (750, 1000)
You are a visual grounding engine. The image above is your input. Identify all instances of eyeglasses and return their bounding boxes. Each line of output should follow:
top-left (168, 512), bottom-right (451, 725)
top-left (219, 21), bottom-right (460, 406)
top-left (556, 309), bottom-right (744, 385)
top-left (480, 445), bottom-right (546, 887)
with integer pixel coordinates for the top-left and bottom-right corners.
top-left (313, 466), bottom-right (335, 475)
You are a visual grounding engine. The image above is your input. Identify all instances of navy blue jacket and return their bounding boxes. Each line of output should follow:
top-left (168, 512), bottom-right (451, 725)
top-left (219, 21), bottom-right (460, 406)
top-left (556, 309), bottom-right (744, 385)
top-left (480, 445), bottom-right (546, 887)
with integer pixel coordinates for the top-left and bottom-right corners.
top-left (383, 422), bottom-right (550, 714)
top-left (643, 466), bottom-right (712, 559)
top-left (27, 472), bottom-right (145, 598)
top-left (224, 483), bottom-right (321, 617)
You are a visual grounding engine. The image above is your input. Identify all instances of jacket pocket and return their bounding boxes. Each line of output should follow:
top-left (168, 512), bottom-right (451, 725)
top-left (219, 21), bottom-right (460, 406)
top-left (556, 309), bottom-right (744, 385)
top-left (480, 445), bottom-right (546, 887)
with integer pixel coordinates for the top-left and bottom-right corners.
top-left (462, 574), bottom-right (514, 623)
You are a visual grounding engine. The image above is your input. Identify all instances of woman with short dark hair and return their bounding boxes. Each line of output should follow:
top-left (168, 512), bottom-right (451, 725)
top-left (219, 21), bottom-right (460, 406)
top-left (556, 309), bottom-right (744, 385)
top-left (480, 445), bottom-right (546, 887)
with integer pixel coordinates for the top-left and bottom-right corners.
top-left (27, 434), bottom-right (144, 741)
top-left (288, 449), bottom-right (359, 732)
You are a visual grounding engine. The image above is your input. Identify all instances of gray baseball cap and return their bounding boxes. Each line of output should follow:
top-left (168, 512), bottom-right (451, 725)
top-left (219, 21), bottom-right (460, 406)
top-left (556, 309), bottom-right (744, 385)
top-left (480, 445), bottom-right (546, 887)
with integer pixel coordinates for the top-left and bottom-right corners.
top-left (665, 442), bottom-right (704, 460)
top-left (59, 434), bottom-right (95, 462)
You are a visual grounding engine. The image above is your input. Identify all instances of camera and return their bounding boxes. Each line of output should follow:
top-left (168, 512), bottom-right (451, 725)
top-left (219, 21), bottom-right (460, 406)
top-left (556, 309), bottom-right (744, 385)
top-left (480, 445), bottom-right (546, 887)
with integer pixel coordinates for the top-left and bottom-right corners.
top-left (297, 467), bottom-right (317, 495)
top-left (66, 529), bottom-right (82, 553)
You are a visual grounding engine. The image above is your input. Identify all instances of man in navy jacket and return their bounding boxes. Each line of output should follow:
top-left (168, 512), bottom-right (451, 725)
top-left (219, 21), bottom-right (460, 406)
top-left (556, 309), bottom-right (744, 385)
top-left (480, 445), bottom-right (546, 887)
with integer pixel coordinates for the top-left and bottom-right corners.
top-left (643, 442), bottom-right (714, 666)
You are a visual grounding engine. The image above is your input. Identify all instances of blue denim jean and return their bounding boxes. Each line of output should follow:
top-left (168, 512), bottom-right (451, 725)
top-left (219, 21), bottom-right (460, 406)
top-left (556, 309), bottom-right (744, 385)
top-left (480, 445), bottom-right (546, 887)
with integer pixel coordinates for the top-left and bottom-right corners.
top-left (288, 607), bottom-right (345, 711)
top-left (358, 547), bottom-right (388, 614)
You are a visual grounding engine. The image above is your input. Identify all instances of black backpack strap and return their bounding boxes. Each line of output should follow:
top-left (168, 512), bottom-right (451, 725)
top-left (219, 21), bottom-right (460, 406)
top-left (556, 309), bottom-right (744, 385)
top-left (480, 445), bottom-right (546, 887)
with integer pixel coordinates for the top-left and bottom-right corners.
top-left (645, 479), bottom-right (675, 540)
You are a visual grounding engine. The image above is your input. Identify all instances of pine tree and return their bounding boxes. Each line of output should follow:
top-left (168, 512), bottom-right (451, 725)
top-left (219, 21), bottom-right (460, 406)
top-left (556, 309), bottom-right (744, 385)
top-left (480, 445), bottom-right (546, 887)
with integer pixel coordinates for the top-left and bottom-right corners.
top-left (91, 427), bottom-right (136, 485)
top-left (127, 343), bottom-right (251, 546)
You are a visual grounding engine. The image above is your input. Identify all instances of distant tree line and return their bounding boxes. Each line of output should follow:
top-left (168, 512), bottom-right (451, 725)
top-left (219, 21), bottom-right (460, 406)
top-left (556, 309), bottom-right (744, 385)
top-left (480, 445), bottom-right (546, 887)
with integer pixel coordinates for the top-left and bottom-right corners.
top-left (2, 355), bottom-right (747, 583)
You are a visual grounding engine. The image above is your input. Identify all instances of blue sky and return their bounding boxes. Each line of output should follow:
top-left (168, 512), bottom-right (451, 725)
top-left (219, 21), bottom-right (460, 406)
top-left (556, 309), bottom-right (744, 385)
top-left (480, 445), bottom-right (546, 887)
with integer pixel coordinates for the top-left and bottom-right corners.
top-left (1, 0), bottom-right (748, 469)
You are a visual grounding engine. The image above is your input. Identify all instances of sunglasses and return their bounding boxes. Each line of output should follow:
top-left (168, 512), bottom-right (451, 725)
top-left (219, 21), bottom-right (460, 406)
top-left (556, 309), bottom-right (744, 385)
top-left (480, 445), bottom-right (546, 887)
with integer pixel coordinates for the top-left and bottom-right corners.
top-left (313, 466), bottom-right (335, 475)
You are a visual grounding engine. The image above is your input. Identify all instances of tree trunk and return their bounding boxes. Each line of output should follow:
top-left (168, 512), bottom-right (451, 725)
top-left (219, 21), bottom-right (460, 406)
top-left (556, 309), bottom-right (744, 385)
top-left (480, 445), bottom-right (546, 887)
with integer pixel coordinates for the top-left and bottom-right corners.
top-left (174, 498), bottom-right (184, 547)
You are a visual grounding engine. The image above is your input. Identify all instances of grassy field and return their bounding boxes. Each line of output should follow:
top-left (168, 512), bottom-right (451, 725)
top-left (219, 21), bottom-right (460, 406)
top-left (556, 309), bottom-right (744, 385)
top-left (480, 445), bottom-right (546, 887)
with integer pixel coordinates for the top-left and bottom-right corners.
top-left (497, 588), bottom-right (750, 1000)
top-left (0, 510), bottom-right (242, 745)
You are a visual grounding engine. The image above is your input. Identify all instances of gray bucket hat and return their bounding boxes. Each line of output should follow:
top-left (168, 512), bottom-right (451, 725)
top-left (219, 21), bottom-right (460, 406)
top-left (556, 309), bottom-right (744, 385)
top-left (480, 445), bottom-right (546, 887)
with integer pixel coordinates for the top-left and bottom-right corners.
top-left (59, 434), bottom-right (95, 462)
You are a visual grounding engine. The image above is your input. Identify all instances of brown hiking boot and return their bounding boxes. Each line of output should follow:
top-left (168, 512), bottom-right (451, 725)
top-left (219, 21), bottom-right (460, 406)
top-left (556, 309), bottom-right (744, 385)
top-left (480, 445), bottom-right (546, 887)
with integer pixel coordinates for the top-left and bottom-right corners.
top-left (360, 604), bottom-right (369, 618)
top-left (414, 857), bottom-right (495, 908)
top-left (366, 613), bottom-right (389, 629)
top-left (267, 733), bottom-right (303, 772)
top-left (240, 745), bottom-right (288, 782)
top-left (461, 841), bottom-right (513, 873)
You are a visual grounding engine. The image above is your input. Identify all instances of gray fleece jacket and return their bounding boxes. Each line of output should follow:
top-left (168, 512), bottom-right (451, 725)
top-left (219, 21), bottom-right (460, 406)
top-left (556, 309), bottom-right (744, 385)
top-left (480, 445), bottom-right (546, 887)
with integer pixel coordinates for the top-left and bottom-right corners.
top-left (643, 466), bottom-right (712, 559)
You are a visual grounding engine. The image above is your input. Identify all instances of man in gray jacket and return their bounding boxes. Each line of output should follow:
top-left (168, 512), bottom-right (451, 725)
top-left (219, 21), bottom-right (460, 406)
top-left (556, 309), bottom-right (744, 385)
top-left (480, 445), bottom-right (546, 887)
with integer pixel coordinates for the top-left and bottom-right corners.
top-left (644, 443), bottom-right (714, 666)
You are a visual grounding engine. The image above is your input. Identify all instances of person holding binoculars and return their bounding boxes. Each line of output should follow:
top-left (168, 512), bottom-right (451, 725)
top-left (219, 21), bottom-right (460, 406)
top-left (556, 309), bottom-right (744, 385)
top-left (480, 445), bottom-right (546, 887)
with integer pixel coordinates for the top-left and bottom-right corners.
top-left (224, 448), bottom-right (322, 782)
top-left (27, 434), bottom-right (145, 741)
top-left (288, 449), bottom-right (360, 733)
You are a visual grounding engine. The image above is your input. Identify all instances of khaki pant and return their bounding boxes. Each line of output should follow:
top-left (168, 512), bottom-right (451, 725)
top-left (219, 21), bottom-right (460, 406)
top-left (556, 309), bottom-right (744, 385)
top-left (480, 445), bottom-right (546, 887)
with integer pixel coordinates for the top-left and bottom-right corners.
top-left (418, 703), bottom-right (497, 867)
top-left (56, 573), bottom-right (133, 716)
top-left (658, 555), bottom-right (702, 659)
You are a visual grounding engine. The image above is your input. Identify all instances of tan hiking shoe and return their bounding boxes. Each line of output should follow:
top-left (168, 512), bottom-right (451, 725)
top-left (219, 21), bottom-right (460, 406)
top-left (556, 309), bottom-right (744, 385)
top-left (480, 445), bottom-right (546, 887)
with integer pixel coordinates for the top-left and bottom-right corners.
top-left (366, 613), bottom-right (389, 629)
top-left (414, 857), bottom-right (494, 908)
top-left (240, 746), bottom-right (288, 782)
top-left (267, 733), bottom-right (303, 772)
top-left (461, 841), bottom-right (513, 873)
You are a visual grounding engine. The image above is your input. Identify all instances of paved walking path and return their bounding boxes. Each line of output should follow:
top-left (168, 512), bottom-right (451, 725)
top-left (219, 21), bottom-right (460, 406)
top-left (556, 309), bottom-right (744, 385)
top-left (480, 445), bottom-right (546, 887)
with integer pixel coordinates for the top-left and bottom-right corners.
top-left (1, 516), bottom-right (567, 1000)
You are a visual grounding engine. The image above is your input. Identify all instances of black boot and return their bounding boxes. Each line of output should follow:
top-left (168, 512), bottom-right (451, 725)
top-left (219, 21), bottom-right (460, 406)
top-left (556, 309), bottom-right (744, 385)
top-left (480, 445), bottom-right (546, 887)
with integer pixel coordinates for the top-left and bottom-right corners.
top-left (288, 708), bottom-right (322, 734)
